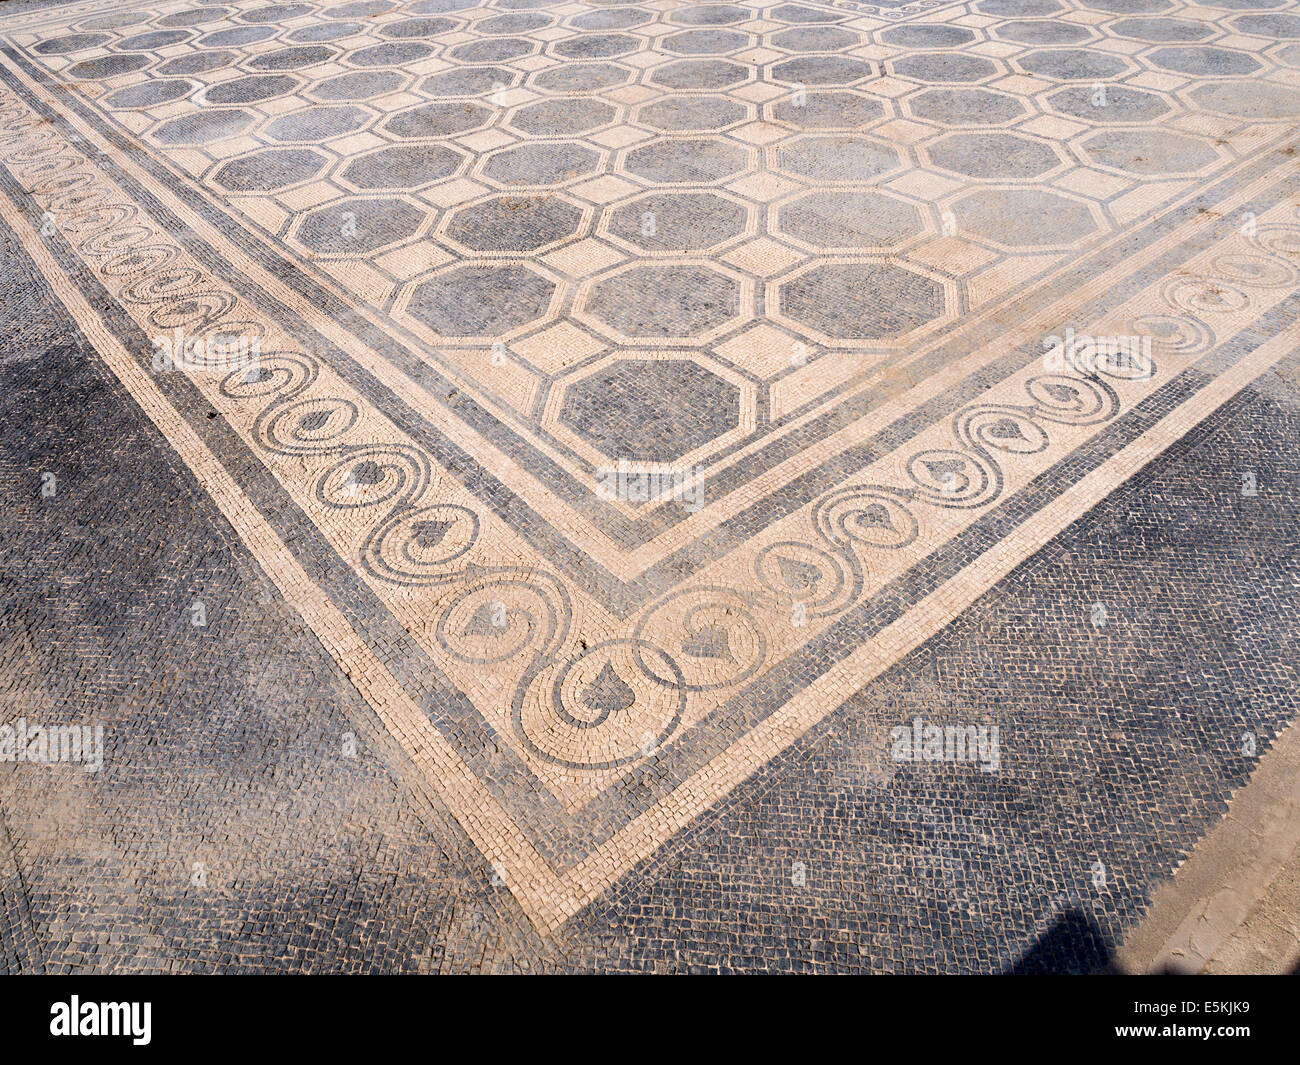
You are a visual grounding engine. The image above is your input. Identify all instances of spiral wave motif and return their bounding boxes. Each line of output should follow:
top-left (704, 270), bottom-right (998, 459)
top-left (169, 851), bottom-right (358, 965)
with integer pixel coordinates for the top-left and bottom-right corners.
top-left (906, 447), bottom-right (1001, 509)
top-left (812, 486), bottom-right (919, 552)
top-left (513, 640), bottom-right (686, 771)
top-left (315, 445), bottom-right (429, 511)
top-left (362, 503), bottom-right (480, 584)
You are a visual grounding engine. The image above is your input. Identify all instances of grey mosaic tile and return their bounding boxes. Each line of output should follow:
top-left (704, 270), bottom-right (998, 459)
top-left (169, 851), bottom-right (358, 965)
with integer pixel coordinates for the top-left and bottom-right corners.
top-left (2, 0), bottom-right (1298, 969)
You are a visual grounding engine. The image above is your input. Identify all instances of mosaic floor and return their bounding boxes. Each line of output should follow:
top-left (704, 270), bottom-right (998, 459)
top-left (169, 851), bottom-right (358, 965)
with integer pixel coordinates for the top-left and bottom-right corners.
top-left (1, 0), bottom-right (1298, 972)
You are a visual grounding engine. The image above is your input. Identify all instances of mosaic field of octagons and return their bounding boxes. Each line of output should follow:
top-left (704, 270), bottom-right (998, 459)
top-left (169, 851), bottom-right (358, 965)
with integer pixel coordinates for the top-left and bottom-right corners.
top-left (24, 0), bottom-right (1300, 470)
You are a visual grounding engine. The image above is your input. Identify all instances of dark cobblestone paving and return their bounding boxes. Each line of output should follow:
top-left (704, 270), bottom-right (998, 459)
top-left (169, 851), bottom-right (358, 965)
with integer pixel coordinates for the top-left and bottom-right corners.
top-left (1, 0), bottom-right (1299, 971)
top-left (1, 208), bottom-right (1296, 970)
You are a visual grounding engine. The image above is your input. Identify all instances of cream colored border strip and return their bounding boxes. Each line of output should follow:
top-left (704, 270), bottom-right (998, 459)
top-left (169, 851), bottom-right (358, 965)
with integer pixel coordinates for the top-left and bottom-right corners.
top-left (7, 46), bottom-right (1288, 581)
top-left (561, 324), bottom-right (1300, 918)
top-left (0, 0), bottom-right (154, 32)
top-left (4, 62), bottom-right (1296, 933)
top-left (0, 193), bottom-right (586, 934)
top-left (17, 131), bottom-right (1294, 927)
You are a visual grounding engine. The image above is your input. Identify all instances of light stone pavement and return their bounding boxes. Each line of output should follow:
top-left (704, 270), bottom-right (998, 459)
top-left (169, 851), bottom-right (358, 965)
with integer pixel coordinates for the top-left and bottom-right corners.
top-left (0, 0), bottom-right (1298, 971)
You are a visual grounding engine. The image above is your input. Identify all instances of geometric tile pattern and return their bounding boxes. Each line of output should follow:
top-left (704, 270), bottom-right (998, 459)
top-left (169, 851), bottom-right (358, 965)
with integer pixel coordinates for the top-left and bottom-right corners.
top-left (2, 0), bottom-right (1299, 935)
top-left (2, 197), bottom-right (1297, 974)
top-left (18, 0), bottom-right (1295, 468)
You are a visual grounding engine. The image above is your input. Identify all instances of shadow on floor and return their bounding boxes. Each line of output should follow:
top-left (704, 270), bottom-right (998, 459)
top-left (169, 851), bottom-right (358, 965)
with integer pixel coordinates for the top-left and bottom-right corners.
top-left (1006, 909), bottom-right (1124, 975)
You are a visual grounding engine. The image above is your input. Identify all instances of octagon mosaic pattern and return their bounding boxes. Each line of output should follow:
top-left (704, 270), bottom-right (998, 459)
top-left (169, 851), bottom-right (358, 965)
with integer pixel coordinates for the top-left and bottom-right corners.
top-left (1, 0), bottom-right (1298, 933)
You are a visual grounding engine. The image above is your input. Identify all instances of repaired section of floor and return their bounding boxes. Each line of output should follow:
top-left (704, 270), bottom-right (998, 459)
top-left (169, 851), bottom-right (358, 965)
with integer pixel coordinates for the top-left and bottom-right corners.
top-left (1, 0), bottom-right (1298, 971)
